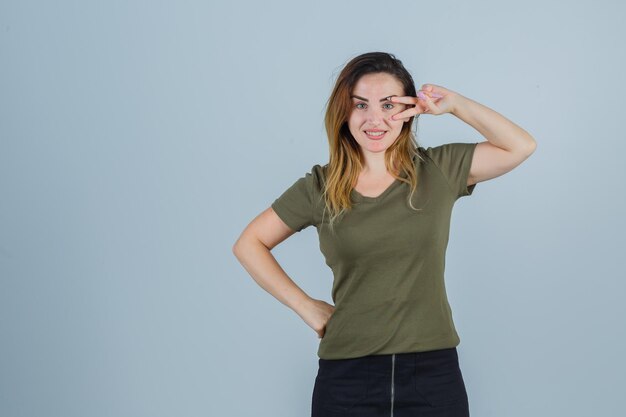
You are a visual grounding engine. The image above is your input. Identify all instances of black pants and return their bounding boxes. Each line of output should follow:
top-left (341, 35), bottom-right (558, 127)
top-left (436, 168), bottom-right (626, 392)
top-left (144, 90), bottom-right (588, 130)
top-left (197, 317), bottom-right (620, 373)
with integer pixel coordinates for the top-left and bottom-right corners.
top-left (312, 347), bottom-right (470, 417)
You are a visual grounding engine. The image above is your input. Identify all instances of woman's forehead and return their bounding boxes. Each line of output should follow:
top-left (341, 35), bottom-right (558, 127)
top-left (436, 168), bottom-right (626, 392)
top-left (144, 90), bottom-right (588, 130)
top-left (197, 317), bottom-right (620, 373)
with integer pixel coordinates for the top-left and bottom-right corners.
top-left (353, 74), bottom-right (403, 95)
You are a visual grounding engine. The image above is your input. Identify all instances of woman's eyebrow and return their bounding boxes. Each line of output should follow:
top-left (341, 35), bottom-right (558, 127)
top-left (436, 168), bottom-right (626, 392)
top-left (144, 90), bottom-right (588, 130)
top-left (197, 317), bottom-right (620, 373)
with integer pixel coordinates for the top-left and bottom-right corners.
top-left (351, 94), bottom-right (398, 102)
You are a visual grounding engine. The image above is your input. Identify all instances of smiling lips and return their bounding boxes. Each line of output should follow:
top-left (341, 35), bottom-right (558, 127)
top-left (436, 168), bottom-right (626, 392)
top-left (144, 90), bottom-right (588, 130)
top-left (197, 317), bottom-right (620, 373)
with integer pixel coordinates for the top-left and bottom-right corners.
top-left (364, 130), bottom-right (387, 140)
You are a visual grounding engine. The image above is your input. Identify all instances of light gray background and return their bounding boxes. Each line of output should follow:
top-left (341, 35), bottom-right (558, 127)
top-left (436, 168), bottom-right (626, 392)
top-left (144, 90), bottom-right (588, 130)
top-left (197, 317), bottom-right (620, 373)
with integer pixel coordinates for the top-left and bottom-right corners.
top-left (1, 1), bottom-right (624, 416)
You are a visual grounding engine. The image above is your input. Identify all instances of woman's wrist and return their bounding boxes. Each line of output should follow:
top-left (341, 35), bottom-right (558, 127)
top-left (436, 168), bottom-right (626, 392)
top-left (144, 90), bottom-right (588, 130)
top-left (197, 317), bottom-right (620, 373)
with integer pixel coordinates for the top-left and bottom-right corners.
top-left (449, 93), bottom-right (470, 116)
top-left (288, 291), bottom-right (314, 316)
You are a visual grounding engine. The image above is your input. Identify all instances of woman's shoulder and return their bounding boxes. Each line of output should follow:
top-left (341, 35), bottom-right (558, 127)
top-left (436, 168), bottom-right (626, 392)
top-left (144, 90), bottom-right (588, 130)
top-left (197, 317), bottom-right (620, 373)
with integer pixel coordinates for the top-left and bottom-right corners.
top-left (310, 163), bottom-right (327, 176)
top-left (417, 142), bottom-right (477, 157)
top-left (285, 163), bottom-right (327, 197)
top-left (416, 142), bottom-right (477, 167)
top-left (308, 163), bottom-right (328, 191)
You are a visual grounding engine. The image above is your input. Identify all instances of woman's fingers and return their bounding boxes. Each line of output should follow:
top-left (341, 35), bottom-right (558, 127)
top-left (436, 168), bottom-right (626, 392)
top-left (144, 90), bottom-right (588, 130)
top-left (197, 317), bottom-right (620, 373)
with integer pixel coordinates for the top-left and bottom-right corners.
top-left (390, 95), bottom-right (418, 105)
top-left (390, 90), bottom-right (444, 119)
top-left (392, 106), bottom-right (422, 120)
top-left (421, 95), bottom-right (436, 113)
top-left (390, 91), bottom-right (441, 105)
top-left (418, 90), bottom-right (441, 102)
top-left (419, 92), bottom-right (445, 114)
top-left (421, 84), bottom-right (446, 97)
top-left (424, 91), bottom-right (444, 99)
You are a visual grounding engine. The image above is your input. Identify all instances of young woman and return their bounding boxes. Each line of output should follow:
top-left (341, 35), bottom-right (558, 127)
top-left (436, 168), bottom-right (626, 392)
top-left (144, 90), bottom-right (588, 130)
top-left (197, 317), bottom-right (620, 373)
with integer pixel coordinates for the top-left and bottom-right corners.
top-left (233, 52), bottom-right (536, 417)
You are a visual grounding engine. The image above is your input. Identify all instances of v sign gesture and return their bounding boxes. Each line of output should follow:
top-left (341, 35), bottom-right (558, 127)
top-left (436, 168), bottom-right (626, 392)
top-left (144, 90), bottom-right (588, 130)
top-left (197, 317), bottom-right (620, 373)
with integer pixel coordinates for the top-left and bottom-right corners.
top-left (390, 84), bottom-right (460, 120)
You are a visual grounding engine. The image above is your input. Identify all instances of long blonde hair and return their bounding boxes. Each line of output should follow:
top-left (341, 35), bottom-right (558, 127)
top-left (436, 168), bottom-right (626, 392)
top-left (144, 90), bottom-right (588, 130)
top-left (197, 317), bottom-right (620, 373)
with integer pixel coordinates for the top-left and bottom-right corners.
top-left (321, 52), bottom-right (426, 232)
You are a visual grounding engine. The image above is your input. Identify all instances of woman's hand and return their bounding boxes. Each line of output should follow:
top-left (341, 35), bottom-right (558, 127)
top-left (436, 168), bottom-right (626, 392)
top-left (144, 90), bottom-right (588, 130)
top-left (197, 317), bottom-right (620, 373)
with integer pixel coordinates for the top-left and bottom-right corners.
top-left (297, 298), bottom-right (336, 339)
top-left (391, 84), bottom-right (462, 120)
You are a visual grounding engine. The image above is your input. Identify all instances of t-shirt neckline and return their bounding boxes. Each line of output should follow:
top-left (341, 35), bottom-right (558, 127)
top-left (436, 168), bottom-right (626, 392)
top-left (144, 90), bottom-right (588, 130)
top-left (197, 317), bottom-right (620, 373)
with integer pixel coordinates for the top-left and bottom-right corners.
top-left (350, 170), bottom-right (408, 203)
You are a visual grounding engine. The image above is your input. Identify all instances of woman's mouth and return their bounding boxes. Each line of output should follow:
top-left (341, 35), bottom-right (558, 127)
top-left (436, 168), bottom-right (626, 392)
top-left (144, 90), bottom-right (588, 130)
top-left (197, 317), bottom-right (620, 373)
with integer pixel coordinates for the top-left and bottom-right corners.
top-left (364, 130), bottom-right (387, 140)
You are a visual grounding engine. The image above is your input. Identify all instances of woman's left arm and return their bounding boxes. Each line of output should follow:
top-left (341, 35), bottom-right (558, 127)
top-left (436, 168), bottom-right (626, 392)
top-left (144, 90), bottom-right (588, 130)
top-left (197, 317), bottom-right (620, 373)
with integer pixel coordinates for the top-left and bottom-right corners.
top-left (391, 85), bottom-right (537, 187)
top-left (450, 94), bottom-right (537, 186)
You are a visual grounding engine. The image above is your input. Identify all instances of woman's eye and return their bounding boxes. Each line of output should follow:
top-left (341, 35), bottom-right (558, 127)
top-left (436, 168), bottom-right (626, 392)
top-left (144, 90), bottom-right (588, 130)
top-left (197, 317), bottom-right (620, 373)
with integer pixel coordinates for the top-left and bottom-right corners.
top-left (355, 103), bottom-right (394, 110)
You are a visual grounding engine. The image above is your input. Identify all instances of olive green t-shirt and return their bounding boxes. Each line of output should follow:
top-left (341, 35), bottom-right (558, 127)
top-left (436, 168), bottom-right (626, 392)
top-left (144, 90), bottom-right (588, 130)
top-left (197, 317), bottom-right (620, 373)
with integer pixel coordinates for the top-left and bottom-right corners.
top-left (271, 142), bottom-right (478, 360)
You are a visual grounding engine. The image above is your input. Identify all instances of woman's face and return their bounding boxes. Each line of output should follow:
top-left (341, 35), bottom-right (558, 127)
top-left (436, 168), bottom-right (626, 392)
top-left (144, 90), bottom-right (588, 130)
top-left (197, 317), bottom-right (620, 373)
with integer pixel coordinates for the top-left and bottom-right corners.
top-left (347, 72), bottom-right (409, 155)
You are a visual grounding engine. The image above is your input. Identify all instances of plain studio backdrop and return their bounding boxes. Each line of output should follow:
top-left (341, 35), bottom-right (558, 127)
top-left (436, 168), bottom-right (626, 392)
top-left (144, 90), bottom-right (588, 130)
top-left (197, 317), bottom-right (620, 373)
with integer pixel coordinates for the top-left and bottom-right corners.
top-left (1, 1), bottom-right (624, 416)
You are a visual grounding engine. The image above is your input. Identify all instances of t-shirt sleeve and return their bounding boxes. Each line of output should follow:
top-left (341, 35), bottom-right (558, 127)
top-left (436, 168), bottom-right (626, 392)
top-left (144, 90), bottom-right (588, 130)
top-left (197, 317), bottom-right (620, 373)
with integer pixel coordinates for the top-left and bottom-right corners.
top-left (424, 142), bottom-right (478, 199)
top-left (270, 167), bottom-right (319, 232)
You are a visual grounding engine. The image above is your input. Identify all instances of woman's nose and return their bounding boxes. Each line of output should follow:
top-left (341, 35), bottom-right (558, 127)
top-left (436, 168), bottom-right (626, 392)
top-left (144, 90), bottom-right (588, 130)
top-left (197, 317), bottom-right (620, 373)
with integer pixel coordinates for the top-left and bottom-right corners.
top-left (366, 107), bottom-right (387, 123)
